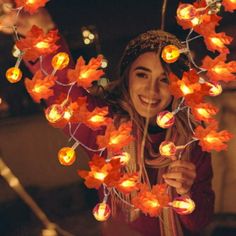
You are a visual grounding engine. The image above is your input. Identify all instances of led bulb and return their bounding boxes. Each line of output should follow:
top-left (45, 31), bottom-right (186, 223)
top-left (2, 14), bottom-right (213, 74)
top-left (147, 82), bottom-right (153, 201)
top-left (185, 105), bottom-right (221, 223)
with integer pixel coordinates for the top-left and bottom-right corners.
top-left (6, 67), bottom-right (22, 83)
top-left (45, 104), bottom-right (65, 123)
top-left (159, 141), bottom-right (177, 157)
top-left (177, 4), bottom-right (197, 20)
top-left (93, 202), bottom-right (111, 221)
top-left (156, 111), bottom-right (175, 128)
top-left (51, 52), bottom-right (70, 70)
top-left (170, 196), bottom-right (195, 215)
top-left (58, 147), bottom-right (76, 166)
top-left (161, 45), bottom-right (180, 63)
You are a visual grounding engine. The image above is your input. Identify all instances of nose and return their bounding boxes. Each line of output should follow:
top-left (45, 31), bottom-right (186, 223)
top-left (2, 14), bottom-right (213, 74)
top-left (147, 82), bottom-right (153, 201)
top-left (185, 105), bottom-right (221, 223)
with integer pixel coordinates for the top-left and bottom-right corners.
top-left (145, 77), bottom-right (161, 95)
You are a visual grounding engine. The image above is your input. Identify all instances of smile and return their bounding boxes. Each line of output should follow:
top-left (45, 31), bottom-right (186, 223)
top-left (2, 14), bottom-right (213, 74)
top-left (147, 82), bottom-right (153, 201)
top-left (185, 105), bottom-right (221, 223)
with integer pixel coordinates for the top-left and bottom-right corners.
top-left (138, 95), bottom-right (160, 106)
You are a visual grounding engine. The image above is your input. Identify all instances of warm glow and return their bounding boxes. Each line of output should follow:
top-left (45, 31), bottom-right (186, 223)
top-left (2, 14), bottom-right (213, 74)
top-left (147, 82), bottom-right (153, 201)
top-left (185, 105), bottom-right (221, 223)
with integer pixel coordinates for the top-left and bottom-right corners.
top-left (120, 179), bottom-right (136, 188)
top-left (89, 115), bottom-right (105, 123)
top-left (180, 83), bottom-right (194, 95)
top-left (109, 135), bottom-right (121, 145)
top-left (177, 4), bottom-right (197, 20)
top-left (212, 65), bottom-right (229, 74)
top-left (111, 152), bottom-right (130, 165)
top-left (58, 147), bottom-right (76, 166)
top-left (161, 45), bottom-right (180, 63)
top-left (207, 82), bottom-right (222, 96)
top-left (6, 67), bottom-right (22, 83)
top-left (45, 104), bottom-right (65, 123)
top-left (26, 0), bottom-right (36, 4)
top-left (171, 196), bottom-right (195, 215)
top-left (159, 141), bottom-right (177, 157)
top-left (93, 202), bottom-right (111, 221)
top-left (156, 111), bottom-right (175, 129)
top-left (63, 109), bottom-right (73, 120)
top-left (191, 16), bottom-right (202, 26)
top-left (204, 135), bottom-right (219, 144)
top-left (93, 171), bottom-right (107, 181)
top-left (52, 52), bottom-right (70, 70)
top-left (145, 199), bottom-right (160, 208)
top-left (196, 108), bottom-right (211, 118)
top-left (35, 41), bottom-right (50, 49)
top-left (210, 37), bottom-right (224, 47)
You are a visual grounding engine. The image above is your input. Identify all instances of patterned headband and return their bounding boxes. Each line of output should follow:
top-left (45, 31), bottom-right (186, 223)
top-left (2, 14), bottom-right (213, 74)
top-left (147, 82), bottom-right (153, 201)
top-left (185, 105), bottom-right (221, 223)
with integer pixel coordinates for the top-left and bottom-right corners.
top-left (119, 29), bottom-right (185, 76)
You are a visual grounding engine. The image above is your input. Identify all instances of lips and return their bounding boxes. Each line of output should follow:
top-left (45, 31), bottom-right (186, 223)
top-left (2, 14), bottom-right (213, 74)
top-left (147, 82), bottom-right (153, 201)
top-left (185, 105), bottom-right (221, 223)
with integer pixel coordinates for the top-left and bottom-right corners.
top-left (138, 95), bottom-right (160, 107)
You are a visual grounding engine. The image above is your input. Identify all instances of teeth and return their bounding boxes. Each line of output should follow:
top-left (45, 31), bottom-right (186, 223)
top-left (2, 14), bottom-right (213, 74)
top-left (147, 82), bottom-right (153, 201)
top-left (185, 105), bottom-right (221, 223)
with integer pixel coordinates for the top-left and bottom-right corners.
top-left (140, 96), bottom-right (159, 104)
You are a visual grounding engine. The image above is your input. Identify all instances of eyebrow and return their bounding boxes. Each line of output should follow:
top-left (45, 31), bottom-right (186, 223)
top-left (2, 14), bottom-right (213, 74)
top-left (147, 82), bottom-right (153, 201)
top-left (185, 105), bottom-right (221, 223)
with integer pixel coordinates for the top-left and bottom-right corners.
top-left (134, 66), bottom-right (166, 76)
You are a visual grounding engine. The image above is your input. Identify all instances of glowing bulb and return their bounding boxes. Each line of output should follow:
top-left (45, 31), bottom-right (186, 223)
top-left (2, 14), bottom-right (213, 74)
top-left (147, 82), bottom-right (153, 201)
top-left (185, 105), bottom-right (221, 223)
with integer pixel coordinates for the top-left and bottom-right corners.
top-left (159, 141), bottom-right (177, 157)
top-left (6, 67), bottom-right (22, 83)
top-left (144, 199), bottom-right (160, 208)
top-left (212, 65), bottom-right (228, 74)
top-left (82, 30), bottom-right (90, 37)
top-left (93, 171), bottom-right (107, 181)
top-left (45, 104), bottom-right (65, 123)
top-left (180, 84), bottom-right (194, 95)
top-left (35, 41), bottom-right (49, 49)
top-left (51, 52), bottom-right (70, 70)
top-left (84, 38), bottom-right (91, 45)
top-left (161, 45), bottom-right (180, 63)
top-left (170, 196), bottom-right (195, 215)
top-left (177, 4), bottom-right (197, 20)
top-left (111, 152), bottom-right (130, 165)
top-left (156, 111), bottom-right (175, 128)
top-left (120, 179), bottom-right (136, 188)
top-left (58, 147), bottom-right (76, 166)
top-left (196, 108), bottom-right (211, 118)
top-left (210, 37), bottom-right (224, 47)
top-left (88, 33), bottom-right (95, 40)
top-left (101, 58), bottom-right (108, 68)
top-left (89, 115), bottom-right (105, 123)
top-left (93, 202), bottom-right (111, 221)
top-left (207, 82), bottom-right (222, 96)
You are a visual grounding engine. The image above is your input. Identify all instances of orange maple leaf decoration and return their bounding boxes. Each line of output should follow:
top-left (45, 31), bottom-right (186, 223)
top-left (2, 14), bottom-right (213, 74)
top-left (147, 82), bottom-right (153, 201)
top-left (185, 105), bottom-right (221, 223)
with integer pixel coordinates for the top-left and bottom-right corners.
top-left (190, 102), bottom-right (219, 123)
top-left (82, 106), bottom-right (112, 130)
top-left (16, 25), bottom-right (59, 61)
top-left (78, 155), bottom-right (121, 189)
top-left (67, 56), bottom-right (104, 89)
top-left (132, 184), bottom-right (170, 217)
top-left (168, 70), bottom-right (209, 105)
top-left (203, 32), bottom-right (232, 54)
top-left (15, 0), bottom-right (49, 14)
top-left (25, 70), bottom-right (56, 103)
top-left (202, 54), bottom-right (236, 83)
top-left (115, 173), bottom-right (139, 194)
top-left (96, 121), bottom-right (134, 152)
top-left (194, 121), bottom-right (233, 152)
top-left (222, 0), bottom-right (236, 12)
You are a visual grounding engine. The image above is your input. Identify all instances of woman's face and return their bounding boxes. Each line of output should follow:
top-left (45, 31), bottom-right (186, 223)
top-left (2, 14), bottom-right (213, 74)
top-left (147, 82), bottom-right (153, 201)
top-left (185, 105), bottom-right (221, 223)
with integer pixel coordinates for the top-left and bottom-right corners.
top-left (128, 52), bottom-right (172, 122)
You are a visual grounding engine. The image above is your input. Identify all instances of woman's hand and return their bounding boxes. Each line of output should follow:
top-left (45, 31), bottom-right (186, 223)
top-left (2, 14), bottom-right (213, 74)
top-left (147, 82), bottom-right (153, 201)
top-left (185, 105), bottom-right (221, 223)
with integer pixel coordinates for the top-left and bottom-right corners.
top-left (0, 0), bottom-right (55, 36)
top-left (163, 160), bottom-right (196, 195)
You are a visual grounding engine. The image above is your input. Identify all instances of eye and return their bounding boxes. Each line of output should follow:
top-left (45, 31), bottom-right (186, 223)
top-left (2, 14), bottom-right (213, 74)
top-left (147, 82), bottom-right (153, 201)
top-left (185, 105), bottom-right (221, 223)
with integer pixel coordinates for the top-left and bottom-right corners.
top-left (160, 77), bottom-right (169, 84)
top-left (136, 72), bottom-right (148, 79)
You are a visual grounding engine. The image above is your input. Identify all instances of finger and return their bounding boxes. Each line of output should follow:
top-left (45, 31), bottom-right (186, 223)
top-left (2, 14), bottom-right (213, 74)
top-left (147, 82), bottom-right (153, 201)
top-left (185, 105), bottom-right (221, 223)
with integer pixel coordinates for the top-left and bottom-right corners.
top-left (164, 178), bottom-right (191, 195)
top-left (163, 170), bottom-right (196, 181)
top-left (168, 160), bottom-right (196, 171)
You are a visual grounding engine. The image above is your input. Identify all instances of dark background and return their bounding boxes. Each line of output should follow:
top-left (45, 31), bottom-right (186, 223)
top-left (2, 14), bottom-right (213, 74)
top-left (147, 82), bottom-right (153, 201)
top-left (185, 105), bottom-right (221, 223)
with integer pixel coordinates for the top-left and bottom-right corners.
top-left (0, 1), bottom-right (236, 236)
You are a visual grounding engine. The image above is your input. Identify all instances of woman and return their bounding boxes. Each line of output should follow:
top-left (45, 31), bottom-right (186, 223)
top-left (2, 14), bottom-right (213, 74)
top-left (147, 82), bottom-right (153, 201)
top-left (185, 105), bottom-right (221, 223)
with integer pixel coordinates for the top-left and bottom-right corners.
top-left (0, 4), bottom-right (214, 236)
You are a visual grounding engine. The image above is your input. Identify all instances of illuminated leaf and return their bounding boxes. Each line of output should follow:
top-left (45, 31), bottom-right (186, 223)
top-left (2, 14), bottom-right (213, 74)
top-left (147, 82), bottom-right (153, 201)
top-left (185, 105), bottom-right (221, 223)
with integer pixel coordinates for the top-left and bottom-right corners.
top-left (67, 55), bottom-right (104, 89)
top-left (24, 70), bottom-right (56, 103)
top-left (16, 25), bottom-right (59, 61)
top-left (15, 0), bottom-right (49, 14)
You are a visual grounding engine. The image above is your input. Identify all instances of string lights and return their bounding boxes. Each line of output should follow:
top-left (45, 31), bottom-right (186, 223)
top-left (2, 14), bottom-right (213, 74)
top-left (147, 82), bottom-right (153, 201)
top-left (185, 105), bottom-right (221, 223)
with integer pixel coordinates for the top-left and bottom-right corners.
top-left (2, 0), bottom-right (235, 224)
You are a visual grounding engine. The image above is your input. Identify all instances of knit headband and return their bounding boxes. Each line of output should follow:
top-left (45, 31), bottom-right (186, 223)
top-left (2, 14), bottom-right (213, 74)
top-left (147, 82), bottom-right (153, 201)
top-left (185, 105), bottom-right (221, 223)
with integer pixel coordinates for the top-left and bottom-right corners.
top-left (119, 29), bottom-right (185, 76)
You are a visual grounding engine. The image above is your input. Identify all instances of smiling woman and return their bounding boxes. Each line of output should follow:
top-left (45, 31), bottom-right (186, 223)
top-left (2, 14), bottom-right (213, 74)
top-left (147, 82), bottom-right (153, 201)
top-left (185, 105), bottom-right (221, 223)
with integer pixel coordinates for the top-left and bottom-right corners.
top-left (128, 52), bottom-right (172, 123)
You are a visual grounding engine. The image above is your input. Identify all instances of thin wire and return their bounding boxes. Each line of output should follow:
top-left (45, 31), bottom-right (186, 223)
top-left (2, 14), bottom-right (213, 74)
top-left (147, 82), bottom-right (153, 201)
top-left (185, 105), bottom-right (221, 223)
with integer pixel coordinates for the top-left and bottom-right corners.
top-left (161, 0), bottom-right (168, 30)
top-left (113, 188), bottom-right (135, 208)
